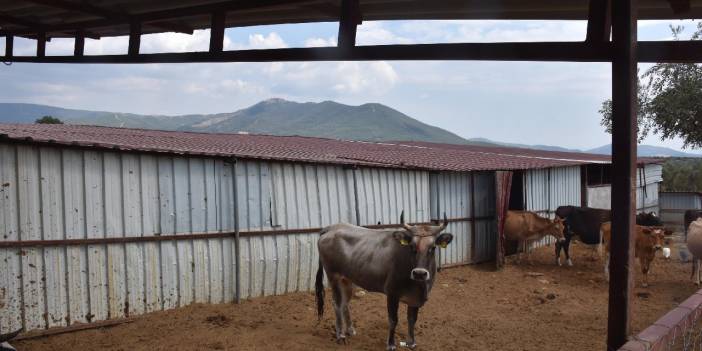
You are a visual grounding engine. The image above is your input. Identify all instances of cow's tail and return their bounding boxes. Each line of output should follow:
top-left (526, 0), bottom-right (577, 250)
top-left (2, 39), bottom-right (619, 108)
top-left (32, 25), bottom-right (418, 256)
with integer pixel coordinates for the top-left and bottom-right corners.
top-left (315, 259), bottom-right (325, 323)
top-left (0, 328), bottom-right (22, 343)
top-left (315, 227), bottom-right (328, 323)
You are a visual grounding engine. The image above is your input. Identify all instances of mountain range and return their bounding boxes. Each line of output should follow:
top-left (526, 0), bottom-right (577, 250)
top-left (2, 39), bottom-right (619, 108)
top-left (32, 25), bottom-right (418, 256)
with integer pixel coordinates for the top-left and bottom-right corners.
top-left (1, 99), bottom-right (700, 158)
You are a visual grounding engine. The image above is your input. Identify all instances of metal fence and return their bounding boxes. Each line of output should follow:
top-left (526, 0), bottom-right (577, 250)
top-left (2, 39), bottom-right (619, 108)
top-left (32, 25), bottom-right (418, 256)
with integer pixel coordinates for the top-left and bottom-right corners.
top-left (660, 192), bottom-right (702, 231)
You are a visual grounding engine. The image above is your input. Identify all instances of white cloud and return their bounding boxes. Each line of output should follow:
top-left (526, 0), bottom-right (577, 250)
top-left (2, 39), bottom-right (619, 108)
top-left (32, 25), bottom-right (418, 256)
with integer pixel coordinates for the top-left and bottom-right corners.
top-left (242, 33), bottom-right (288, 49)
top-left (304, 37), bottom-right (337, 47)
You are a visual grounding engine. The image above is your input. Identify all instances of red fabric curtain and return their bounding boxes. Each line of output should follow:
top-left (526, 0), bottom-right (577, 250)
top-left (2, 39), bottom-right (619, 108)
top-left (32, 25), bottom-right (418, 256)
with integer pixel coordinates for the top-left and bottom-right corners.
top-left (495, 171), bottom-right (513, 269)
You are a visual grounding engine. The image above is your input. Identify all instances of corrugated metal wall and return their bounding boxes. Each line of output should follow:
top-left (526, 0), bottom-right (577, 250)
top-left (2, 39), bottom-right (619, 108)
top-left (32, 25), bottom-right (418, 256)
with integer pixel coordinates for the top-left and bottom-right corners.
top-left (0, 143), bottom-right (437, 334)
top-left (429, 172), bottom-right (496, 265)
top-left (586, 164), bottom-right (662, 213)
top-left (660, 192), bottom-right (702, 230)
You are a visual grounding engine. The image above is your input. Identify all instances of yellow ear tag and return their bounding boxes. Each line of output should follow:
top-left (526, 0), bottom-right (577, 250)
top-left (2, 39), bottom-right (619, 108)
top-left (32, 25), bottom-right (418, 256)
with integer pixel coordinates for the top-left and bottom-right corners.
top-left (400, 239), bottom-right (410, 246)
top-left (439, 242), bottom-right (448, 249)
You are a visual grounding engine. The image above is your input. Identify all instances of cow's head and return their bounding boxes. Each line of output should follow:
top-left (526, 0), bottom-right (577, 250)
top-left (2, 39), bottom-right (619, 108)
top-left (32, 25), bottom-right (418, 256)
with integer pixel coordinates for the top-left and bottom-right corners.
top-left (547, 217), bottom-right (566, 243)
top-left (642, 227), bottom-right (665, 251)
top-left (395, 210), bottom-right (452, 282)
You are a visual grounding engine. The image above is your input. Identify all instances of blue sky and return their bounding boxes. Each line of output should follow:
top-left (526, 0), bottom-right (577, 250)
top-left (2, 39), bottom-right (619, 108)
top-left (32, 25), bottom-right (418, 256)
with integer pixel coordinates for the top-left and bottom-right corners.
top-left (1, 19), bottom-right (701, 152)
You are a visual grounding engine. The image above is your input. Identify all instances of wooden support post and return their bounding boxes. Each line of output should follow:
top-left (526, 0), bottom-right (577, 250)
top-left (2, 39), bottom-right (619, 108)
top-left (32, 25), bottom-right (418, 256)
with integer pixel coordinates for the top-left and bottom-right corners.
top-left (607, 0), bottom-right (637, 349)
top-left (128, 20), bottom-right (141, 56)
top-left (337, 0), bottom-right (360, 48)
top-left (36, 32), bottom-right (46, 57)
top-left (74, 30), bottom-right (85, 56)
top-left (5, 34), bottom-right (13, 58)
top-left (586, 0), bottom-right (611, 44)
top-left (209, 11), bottom-right (226, 52)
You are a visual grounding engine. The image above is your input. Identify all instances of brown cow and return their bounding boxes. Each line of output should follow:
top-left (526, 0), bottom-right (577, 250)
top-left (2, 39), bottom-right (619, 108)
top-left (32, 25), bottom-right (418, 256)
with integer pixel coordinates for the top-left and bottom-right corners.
top-left (601, 222), bottom-right (665, 287)
top-left (504, 211), bottom-right (565, 264)
top-left (315, 211), bottom-right (452, 350)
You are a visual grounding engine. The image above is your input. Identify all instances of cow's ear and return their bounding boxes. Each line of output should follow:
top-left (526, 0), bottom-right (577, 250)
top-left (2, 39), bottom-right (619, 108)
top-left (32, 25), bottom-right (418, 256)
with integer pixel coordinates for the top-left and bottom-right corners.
top-left (435, 233), bottom-right (453, 248)
top-left (393, 231), bottom-right (413, 246)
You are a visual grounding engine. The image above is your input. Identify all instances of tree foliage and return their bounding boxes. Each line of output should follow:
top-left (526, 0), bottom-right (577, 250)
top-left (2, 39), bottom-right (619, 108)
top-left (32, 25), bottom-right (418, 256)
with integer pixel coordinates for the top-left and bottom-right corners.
top-left (600, 23), bottom-right (702, 148)
top-left (662, 158), bottom-right (702, 192)
top-left (35, 115), bottom-right (63, 124)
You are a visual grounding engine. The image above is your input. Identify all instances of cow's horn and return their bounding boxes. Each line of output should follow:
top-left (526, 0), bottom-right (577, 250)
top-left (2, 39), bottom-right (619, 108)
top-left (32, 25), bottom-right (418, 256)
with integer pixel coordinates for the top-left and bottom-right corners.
top-left (434, 212), bottom-right (448, 234)
top-left (400, 210), bottom-right (412, 231)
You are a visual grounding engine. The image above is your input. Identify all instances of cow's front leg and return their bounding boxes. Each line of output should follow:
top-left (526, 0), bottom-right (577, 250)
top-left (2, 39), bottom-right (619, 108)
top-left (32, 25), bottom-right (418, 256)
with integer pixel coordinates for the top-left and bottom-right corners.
top-left (563, 237), bottom-right (573, 266)
top-left (386, 295), bottom-right (400, 351)
top-left (640, 257), bottom-right (650, 288)
top-left (401, 306), bottom-right (419, 349)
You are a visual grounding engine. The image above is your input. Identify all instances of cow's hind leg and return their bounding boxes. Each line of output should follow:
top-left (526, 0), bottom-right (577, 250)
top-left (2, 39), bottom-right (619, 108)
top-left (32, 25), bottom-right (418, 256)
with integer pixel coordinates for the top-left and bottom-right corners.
top-left (330, 277), bottom-right (347, 344)
top-left (555, 241), bottom-right (563, 266)
top-left (386, 295), bottom-right (400, 351)
top-left (340, 279), bottom-right (356, 337)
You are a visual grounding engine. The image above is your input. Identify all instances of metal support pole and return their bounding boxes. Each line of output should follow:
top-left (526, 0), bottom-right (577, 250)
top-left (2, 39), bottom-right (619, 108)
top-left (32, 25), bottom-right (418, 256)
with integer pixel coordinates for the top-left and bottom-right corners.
top-left (607, 0), bottom-right (637, 348)
top-left (352, 166), bottom-right (361, 226)
top-left (232, 158), bottom-right (241, 304)
top-left (469, 172), bottom-right (477, 262)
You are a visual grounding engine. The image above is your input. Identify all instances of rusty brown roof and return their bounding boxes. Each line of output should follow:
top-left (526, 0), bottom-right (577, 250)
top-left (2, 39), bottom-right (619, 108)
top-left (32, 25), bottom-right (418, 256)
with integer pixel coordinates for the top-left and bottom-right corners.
top-left (0, 124), bottom-right (661, 171)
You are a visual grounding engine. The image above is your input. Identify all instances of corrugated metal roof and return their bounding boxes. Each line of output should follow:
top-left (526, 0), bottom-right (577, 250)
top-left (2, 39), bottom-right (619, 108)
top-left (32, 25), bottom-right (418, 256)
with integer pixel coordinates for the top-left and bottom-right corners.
top-left (0, 123), bottom-right (661, 171)
top-left (1, 0), bottom-right (701, 39)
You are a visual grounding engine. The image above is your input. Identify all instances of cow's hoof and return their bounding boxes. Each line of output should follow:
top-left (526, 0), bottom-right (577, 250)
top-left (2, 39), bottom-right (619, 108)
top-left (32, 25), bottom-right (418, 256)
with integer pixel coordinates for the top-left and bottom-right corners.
top-left (336, 335), bottom-right (347, 344)
top-left (346, 327), bottom-right (357, 336)
top-left (567, 259), bottom-right (573, 267)
top-left (557, 258), bottom-right (562, 266)
top-left (386, 345), bottom-right (397, 351)
top-left (400, 341), bottom-right (417, 349)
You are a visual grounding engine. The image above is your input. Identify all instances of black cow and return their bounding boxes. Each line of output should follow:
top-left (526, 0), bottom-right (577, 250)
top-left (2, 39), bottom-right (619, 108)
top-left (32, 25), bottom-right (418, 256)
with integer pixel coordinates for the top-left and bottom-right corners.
top-left (686, 210), bottom-right (702, 237)
top-left (0, 329), bottom-right (21, 351)
top-left (636, 211), bottom-right (664, 227)
top-left (554, 206), bottom-right (611, 266)
top-left (315, 212), bottom-right (452, 350)
top-left (555, 207), bottom-right (668, 266)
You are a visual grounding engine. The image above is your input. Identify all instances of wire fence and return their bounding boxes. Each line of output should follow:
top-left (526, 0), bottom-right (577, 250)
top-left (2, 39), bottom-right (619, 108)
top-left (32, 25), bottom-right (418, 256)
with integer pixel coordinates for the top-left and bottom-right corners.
top-left (621, 290), bottom-right (702, 351)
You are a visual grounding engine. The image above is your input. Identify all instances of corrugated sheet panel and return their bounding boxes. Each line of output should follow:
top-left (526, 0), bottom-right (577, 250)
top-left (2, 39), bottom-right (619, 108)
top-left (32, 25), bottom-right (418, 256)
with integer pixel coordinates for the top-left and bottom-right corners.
top-left (429, 171), bottom-right (497, 265)
top-left (660, 192), bottom-right (702, 230)
top-left (356, 168), bottom-right (430, 226)
top-left (0, 144), bottom-right (246, 334)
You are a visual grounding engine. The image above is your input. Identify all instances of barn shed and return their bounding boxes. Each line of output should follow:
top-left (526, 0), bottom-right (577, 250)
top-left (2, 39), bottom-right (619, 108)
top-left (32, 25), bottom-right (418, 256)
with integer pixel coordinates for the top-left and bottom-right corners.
top-left (0, 124), bottom-right (661, 334)
top-left (659, 191), bottom-right (702, 230)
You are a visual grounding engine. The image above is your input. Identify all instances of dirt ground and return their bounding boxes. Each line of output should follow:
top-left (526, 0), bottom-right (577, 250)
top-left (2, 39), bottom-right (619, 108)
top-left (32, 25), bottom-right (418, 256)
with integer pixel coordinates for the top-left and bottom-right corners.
top-left (15, 239), bottom-right (700, 351)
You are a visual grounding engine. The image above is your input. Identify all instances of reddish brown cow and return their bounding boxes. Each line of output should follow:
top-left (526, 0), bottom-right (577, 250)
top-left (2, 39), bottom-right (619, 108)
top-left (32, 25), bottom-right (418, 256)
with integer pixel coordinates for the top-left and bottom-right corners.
top-left (504, 211), bottom-right (565, 264)
top-left (601, 222), bottom-right (665, 287)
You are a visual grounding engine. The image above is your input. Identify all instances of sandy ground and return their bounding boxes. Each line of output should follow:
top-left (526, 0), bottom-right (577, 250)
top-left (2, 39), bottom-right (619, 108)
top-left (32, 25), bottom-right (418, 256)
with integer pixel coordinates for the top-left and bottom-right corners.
top-left (14, 239), bottom-right (699, 351)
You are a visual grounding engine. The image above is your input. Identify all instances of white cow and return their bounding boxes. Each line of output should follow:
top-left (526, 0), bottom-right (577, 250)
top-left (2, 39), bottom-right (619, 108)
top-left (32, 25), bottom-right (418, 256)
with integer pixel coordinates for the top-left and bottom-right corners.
top-left (687, 219), bottom-right (702, 285)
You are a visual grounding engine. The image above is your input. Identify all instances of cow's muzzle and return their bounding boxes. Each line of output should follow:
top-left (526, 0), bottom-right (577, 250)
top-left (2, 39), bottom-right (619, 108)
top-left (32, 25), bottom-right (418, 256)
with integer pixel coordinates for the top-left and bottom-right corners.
top-left (411, 268), bottom-right (430, 282)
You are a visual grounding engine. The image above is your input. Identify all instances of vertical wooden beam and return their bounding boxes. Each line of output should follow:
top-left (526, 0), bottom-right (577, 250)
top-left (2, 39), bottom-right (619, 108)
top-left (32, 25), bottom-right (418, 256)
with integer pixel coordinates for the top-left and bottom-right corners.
top-left (36, 32), bottom-right (46, 57)
top-left (5, 34), bottom-right (13, 58)
top-left (586, 0), bottom-right (611, 44)
top-left (128, 20), bottom-right (141, 56)
top-left (209, 11), bottom-right (226, 52)
top-left (74, 30), bottom-right (85, 56)
top-left (607, 0), bottom-right (637, 349)
top-left (338, 0), bottom-right (360, 49)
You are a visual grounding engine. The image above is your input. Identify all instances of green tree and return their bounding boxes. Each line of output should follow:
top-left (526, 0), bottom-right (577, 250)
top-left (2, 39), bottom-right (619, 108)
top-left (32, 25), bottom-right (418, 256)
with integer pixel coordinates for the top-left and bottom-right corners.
top-left (600, 23), bottom-right (702, 148)
top-left (35, 115), bottom-right (64, 124)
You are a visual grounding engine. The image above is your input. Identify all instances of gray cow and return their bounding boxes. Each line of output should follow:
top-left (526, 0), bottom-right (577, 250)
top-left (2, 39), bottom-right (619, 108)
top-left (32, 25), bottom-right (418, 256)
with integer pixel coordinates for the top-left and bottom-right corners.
top-left (315, 211), bottom-right (452, 350)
